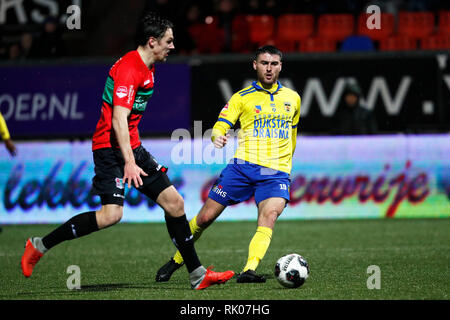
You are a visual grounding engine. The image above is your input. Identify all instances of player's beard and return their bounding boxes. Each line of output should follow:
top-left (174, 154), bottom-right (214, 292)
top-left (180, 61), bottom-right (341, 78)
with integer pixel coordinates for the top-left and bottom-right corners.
top-left (258, 70), bottom-right (278, 88)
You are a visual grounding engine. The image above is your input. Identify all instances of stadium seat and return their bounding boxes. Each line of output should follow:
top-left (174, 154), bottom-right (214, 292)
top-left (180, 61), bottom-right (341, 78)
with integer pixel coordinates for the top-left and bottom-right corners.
top-left (357, 12), bottom-right (395, 41)
top-left (231, 14), bottom-right (251, 53)
top-left (340, 35), bottom-right (375, 52)
top-left (245, 15), bottom-right (275, 46)
top-left (421, 34), bottom-right (450, 50)
top-left (438, 10), bottom-right (450, 35)
top-left (300, 37), bottom-right (336, 53)
top-left (189, 17), bottom-right (225, 54)
top-left (318, 14), bottom-right (355, 41)
top-left (379, 36), bottom-right (417, 51)
top-left (277, 14), bottom-right (315, 42)
top-left (276, 14), bottom-right (314, 52)
top-left (397, 11), bottom-right (435, 39)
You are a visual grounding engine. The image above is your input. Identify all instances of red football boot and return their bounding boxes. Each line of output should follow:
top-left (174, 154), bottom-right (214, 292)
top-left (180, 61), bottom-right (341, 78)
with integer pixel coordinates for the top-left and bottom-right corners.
top-left (21, 238), bottom-right (44, 278)
top-left (193, 266), bottom-right (235, 290)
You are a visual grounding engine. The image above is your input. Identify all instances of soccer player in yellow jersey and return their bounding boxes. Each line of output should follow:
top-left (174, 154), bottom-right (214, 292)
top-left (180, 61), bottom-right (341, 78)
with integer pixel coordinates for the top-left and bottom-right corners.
top-left (0, 112), bottom-right (17, 157)
top-left (156, 45), bottom-right (301, 283)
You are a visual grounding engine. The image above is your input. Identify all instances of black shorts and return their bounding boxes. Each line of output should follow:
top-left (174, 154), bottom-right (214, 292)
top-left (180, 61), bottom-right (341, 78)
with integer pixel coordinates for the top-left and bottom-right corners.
top-left (91, 145), bottom-right (172, 206)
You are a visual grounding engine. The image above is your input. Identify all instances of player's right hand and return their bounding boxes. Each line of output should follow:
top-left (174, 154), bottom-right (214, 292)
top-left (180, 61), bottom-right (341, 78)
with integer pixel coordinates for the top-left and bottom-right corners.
top-left (213, 134), bottom-right (230, 149)
top-left (123, 161), bottom-right (148, 188)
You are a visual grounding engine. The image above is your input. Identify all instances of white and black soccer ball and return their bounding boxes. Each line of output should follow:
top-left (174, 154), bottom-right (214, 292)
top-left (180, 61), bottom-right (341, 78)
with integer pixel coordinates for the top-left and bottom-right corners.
top-left (274, 253), bottom-right (310, 288)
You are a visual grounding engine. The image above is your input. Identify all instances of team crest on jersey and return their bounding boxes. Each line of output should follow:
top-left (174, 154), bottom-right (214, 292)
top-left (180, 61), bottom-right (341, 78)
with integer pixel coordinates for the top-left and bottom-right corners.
top-left (254, 105), bottom-right (262, 113)
top-left (116, 86), bottom-right (128, 98)
top-left (284, 102), bottom-right (291, 112)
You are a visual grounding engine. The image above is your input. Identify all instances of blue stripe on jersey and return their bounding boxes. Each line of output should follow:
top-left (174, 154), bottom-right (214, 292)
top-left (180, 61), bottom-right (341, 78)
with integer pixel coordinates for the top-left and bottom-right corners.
top-left (238, 87), bottom-right (254, 95)
top-left (292, 124), bottom-right (298, 129)
top-left (240, 89), bottom-right (256, 96)
top-left (218, 118), bottom-right (234, 127)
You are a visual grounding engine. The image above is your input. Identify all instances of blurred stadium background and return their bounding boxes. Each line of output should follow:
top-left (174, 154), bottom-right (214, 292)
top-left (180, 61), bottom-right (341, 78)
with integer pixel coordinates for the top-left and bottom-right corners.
top-left (0, 0), bottom-right (449, 300)
top-left (1, 0), bottom-right (448, 222)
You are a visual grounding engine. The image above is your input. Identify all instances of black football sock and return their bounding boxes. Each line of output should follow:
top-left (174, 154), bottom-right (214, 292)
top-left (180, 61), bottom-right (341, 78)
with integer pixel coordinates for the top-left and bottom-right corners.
top-left (42, 211), bottom-right (99, 250)
top-left (165, 214), bottom-right (202, 273)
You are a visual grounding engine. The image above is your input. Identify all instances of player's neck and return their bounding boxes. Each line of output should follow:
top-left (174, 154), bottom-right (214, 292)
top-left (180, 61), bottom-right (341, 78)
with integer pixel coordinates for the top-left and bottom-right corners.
top-left (258, 81), bottom-right (278, 91)
top-left (137, 46), bottom-right (155, 68)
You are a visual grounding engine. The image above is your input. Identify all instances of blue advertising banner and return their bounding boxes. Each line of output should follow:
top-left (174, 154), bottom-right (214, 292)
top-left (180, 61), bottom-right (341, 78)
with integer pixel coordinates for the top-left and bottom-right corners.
top-left (0, 62), bottom-right (190, 137)
top-left (0, 134), bottom-right (449, 224)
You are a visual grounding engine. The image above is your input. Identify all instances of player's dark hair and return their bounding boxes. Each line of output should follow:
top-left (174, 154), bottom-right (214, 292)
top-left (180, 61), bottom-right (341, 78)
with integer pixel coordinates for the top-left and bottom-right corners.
top-left (135, 12), bottom-right (173, 46)
top-left (255, 45), bottom-right (283, 61)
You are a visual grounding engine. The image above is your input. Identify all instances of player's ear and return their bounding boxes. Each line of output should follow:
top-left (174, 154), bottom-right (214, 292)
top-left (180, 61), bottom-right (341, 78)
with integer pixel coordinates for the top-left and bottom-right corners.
top-left (148, 37), bottom-right (157, 48)
top-left (253, 60), bottom-right (257, 70)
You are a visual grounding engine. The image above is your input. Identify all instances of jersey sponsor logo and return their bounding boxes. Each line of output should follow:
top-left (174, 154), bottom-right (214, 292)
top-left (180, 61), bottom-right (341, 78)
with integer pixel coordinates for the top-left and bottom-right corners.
top-left (115, 177), bottom-right (124, 189)
top-left (143, 79), bottom-right (151, 86)
top-left (116, 86), bottom-right (128, 98)
top-left (253, 115), bottom-right (291, 139)
top-left (127, 85), bottom-right (135, 105)
top-left (255, 105), bottom-right (262, 113)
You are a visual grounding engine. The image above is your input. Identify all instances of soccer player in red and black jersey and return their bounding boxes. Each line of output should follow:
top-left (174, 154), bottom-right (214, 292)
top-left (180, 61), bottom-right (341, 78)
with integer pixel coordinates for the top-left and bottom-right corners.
top-left (20, 12), bottom-right (234, 290)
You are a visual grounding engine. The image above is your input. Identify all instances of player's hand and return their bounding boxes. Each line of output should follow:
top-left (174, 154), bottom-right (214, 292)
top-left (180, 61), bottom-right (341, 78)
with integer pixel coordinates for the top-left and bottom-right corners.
top-left (123, 161), bottom-right (148, 188)
top-left (4, 139), bottom-right (17, 157)
top-left (213, 134), bottom-right (230, 149)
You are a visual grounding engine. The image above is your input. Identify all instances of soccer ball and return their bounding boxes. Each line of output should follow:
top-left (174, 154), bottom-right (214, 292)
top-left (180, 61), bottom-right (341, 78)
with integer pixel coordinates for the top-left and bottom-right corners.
top-left (274, 253), bottom-right (310, 288)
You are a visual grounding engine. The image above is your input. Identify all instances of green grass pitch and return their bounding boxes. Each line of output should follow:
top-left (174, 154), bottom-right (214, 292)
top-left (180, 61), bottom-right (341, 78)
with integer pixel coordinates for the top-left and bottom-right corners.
top-left (0, 218), bottom-right (449, 300)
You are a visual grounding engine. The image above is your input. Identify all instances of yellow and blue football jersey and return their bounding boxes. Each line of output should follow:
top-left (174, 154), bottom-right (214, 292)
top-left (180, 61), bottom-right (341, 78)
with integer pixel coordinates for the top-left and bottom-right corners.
top-left (212, 81), bottom-right (301, 174)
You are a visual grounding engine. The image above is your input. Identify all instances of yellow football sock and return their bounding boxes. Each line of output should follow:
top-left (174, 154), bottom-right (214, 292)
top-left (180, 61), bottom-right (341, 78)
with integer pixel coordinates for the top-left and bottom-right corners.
top-left (173, 215), bottom-right (204, 265)
top-left (243, 226), bottom-right (273, 272)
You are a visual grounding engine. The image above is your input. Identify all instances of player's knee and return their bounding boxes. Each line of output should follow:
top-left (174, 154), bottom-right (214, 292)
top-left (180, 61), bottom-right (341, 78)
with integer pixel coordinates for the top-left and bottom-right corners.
top-left (260, 208), bottom-right (281, 226)
top-left (196, 212), bottom-right (214, 228)
top-left (164, 194), bottom-right (185, 217)
top-left (98, 205), bottom-right (123, 228)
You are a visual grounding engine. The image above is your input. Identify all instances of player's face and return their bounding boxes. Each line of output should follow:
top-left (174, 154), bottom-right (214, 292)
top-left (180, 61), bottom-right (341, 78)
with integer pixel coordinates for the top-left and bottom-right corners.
top-left (151, 28), bottom-right (175, 62)
top-left (345, 93), bottom-right (358, 107)
top-left (253, 53), bottom-right (282, 87)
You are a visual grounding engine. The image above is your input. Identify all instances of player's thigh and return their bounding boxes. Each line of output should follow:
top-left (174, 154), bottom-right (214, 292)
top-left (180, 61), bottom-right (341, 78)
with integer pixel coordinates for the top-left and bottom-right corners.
top-left (133, 146), bottom-right (181, 214)
top-left (92, 148), bottom-right (126, 206)
top-left (154, 185), bottom-right (184, 217)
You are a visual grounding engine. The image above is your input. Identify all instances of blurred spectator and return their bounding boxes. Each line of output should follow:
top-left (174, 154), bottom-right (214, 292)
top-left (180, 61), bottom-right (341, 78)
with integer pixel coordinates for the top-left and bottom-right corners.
top-left (0, 37), bottom-right (8, 59)
top-left (175, 3), bottom-right (204, 54)
top-left (334, 82), bottom-right (378, 135)
top-left (263, 0), bottom-right (282, 17)
top-left (244, 0), bottom-right (263, 14)
top-left (19, 32), bottom-right (37, 60)
top-left (8, 43), bottom-right (21, 60)
top-left (143, 0), bottom-right (179, 23)
top-left (32, 16), bottom-right (67, 58)
top-left (215, 0), bottom-right (239, 52)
